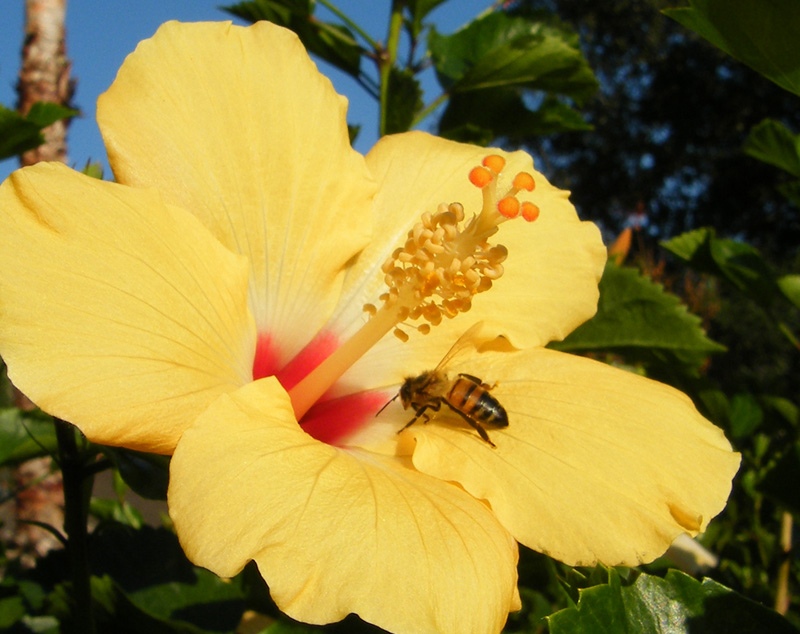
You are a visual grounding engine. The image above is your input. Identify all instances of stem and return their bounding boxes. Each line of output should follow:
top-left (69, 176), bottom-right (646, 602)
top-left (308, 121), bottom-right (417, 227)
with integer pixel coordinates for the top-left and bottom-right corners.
top-left (775, 511), bottom-right (792, 615)
top-left (411, 91), bottom-right (449, 128)
top-left (55, 419), bottom-right (96, 634)
top-left (777, 320), bottom-right (800, 351)
top-left (317, 0), bottom-right (380, 50)
top-left (379, 0), bottom-right (405, 137)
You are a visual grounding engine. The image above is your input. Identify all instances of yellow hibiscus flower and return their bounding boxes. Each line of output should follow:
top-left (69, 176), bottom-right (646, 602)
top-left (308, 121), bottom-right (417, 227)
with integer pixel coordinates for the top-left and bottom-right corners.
top-left (0, 21), bottom-right (739, 634)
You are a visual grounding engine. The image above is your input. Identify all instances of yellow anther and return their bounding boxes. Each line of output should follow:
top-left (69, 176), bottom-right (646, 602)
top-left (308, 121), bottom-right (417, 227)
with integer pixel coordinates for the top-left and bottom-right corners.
top-left (363, 303), bottom-right (377, 316)
top-left (449, 202), bottom-right (465, 222)
top-left (497, 196), bottom-right (520, 219)
top-left (522, 202), bottom-right (540, 222)
top-left (423, 240), bottom-right (445, 254)
top-left (469, 166), bottom-right (493, 189)
top-left (393, 328), bottom-right (410, 342)
top-left (513, 172), bottom-right (536, 192)
top-left (483, 154), bottom-right (506, 174)
top-left (488, 245), bottom-right (508, 263)
top-left (484, 264), bottom-right (504, 280)
top-left (437, 210), bottom-right (458, 226)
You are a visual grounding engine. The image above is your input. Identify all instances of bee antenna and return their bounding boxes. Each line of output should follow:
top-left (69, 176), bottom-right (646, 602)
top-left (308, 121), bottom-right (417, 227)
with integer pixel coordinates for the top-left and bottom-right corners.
top-left (375, 393), bottom-right (400, 417)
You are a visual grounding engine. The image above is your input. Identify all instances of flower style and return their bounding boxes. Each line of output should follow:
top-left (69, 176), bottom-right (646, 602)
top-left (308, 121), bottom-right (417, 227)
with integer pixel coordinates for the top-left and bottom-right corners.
top-left (0, 21), bottom-right (739, 634)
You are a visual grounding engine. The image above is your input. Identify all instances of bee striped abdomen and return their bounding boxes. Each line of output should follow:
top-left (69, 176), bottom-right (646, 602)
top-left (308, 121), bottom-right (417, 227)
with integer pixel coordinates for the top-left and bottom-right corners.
top-left (448, 376), bottom-right (509, 428)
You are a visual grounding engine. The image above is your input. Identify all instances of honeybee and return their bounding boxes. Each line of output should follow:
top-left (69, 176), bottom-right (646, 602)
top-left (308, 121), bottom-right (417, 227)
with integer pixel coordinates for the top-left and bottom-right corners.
top-left (377, 324), bottom-right (508, 447)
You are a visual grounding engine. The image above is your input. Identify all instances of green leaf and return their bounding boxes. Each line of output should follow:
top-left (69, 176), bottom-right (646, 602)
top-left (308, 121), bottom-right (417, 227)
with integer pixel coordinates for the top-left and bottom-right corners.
top-left (0, 106), bottom-right (43, 161)
top-left (408, 0), bottom-right (450, 24)
top-left (0, 102), bottom-right (77, 161)
top-left (71, 523), bottom-right (247, 632)
top-left (550, 263), bottom-right (724, 358)
top-left (222, 0), bottom-right (362, 78)
top-left (384, 67), bottom-right (423, 134)
top-left (52, 574), bottom-right (213, 634)
top-left (0, 595), bottom-right (25, 629)
top-left (429, 11), bottom-right (597, 101)
top-left (0, 570), bottom-right (54, 632)
top-left (759, 442), bottom-right (800, 514)
top-left (728, 393), bottom-right (764, 439)
top-left (407, 0), bottom-right (450, 38)
top-left (23, 102), bottom-right (78, 129)
top-left (761, 395), bottom-right (799, 427)
top-left (777, 274), bottom-right (800, 310)
top-left (663, 228), bottom-right (790, 310)
top-left (89, 497), bottom-right (145, 529)
top-left (0, 408), bottom-right (57, 467)
top-left (223, 0), bottom-right (307, 23)
top-left (664, 0), bottom-right (800, 98)
top-left (439, 89), bottom-right (591, 142)
top-left (743, 119), bottom-right (800, 177)
top-left (777, 180), bottom-right (800, 207)
top-left (101, 447), bottom-right (170, 500)
top-left (548, 569), bottom-right (799, 634)
top-left (81, 161), bottom-right (104, 179)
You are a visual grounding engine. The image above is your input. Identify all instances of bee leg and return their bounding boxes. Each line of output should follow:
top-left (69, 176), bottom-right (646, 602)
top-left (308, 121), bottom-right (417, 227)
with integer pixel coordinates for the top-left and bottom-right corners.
top-left (469, 421), bottom-right (496, 448)
top-left (444, 403), bottom-right (497, 448)
top-left (397, 402), bottom-right (440, 434)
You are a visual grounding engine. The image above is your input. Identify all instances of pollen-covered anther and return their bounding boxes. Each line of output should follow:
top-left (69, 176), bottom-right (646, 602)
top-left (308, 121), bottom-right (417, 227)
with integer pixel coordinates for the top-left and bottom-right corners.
top-left (469, 166), bottom-right (493, 189)
top-left (497, 196), bottom-right (520, 219)
top-left (482, 154), bottom-right (506, 174)
top-left (512, 171), bottom-right (536, 192)
top-left (522, 202), bottom-right (540, 222)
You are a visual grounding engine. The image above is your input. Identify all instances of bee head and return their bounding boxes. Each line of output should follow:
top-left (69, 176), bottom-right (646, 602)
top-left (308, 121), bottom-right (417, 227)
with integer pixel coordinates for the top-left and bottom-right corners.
top-left (399, 377), bottom-right (415, 409)
top-left (375, 376), bottom-right (418, 417)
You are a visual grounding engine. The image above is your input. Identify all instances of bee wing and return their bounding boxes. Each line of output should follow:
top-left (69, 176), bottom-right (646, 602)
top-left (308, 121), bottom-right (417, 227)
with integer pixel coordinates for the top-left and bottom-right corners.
top-left (432, 321), bottom-right (492, 373)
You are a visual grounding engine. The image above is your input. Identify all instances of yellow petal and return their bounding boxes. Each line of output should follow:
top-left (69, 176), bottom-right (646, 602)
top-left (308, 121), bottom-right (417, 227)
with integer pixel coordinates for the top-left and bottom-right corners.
top-left (0, 163), bottom-right (255, 454)
top-left (329, 131), bottom-right (605, 349)
top-left (170, 378), bottom-right (520, 634)
top-left (98, 21), bottom-right (376, 363)
top-left (403, 346), bottom-right (740, 566)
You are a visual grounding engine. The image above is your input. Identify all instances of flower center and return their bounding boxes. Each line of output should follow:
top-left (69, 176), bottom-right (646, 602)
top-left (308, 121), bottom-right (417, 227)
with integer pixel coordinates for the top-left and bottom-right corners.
top-left (288, 154), bottom-right (538, 419)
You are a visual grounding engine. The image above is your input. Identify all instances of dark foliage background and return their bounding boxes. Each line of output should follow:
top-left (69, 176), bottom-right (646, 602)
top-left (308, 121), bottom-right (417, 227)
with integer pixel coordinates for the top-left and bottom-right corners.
top-left (516, 0), bottom-right (800, 263)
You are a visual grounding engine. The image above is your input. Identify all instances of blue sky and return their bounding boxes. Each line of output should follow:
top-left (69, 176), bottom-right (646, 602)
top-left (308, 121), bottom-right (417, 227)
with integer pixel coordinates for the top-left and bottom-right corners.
top-left (0, 0), bottom-right (494, 182)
